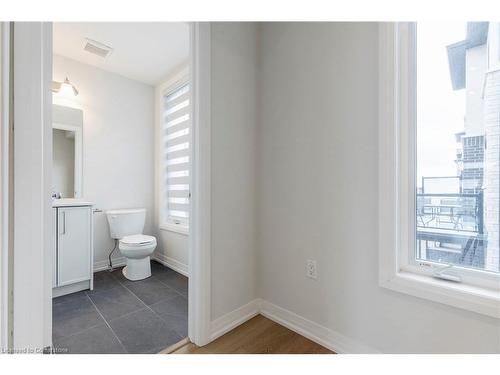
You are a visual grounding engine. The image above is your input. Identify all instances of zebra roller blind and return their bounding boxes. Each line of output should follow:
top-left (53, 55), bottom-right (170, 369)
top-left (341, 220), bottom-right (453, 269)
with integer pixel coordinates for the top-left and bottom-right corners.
top-left (162, 82), bottom-right (190, 226)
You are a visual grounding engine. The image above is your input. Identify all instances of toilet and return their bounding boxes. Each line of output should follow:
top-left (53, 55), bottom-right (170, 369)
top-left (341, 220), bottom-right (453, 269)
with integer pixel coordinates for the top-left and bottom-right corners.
top-left (106, 208), bottom-right (157, 281)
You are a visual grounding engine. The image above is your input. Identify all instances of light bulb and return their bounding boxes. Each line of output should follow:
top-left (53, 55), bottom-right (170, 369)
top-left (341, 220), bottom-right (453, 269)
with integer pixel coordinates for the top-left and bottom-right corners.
top-left (59, 81), bottom-right (75, 98)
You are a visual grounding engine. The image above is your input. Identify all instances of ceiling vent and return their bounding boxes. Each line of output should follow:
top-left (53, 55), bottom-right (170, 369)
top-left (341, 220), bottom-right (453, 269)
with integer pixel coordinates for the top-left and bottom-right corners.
top-left (83, 38), bottom-right (113, 58)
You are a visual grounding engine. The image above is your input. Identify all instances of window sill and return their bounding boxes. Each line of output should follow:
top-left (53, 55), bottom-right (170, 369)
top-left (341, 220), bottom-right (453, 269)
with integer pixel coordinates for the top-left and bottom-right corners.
top-left (380, 270), bottom-right (500, 319)
top-left (160, 223), bottom-right (189, 236)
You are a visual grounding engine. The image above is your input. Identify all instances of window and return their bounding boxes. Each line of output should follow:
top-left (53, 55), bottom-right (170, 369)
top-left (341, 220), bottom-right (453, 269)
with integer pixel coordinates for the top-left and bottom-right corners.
top-left (415, 22), bottom-right (500, 276)
top-left (161, 81), bottom-right (190, 230)
top-left (379, 22), bottom-right (500, 318)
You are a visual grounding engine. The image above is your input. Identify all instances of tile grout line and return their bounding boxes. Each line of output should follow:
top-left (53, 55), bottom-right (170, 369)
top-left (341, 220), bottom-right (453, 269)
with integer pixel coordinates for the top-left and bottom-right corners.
top-left (149, 260), bottom-right (189, 297)
top-left (53, 265), bottom-right (187, 353)
top-left (118, 279), bottom-right (181, 329)
top-left (52, 293), bottom-right (114, 345)
top-left (119, 287), bottom-right (186, 349)
top-left (131, 291), bottom-right (188, 341)
top-left (150, 276), bottom-right (188, 298)
top-left (52, 317), bottom-right (105, 344)
top-left (85, 293), bottom-right (129, 354)
top-left (116, 261), bottom-right (187, 297)
top-left (115, 271), bottom-right (188, 342)
top-left (114, 266), bottom-right (185, 314)
top-left (122, 276), bottom-right (183, 298)
top-left (94, 268), bottom-right (185, 323)
top-left (148, 269), bottom-right (189, 336)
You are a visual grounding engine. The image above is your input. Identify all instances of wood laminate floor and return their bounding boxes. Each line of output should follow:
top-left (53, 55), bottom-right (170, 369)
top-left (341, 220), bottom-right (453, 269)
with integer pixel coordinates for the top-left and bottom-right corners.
top-left (163, 315), bottom-right (334, 354)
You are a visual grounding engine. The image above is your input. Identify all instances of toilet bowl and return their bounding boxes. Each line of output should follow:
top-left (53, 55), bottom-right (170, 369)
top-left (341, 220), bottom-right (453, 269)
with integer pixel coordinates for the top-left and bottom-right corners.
top-left (106, 208), bottom-right (157, 281)
top-left (119, 234), bottom-right (157, 280)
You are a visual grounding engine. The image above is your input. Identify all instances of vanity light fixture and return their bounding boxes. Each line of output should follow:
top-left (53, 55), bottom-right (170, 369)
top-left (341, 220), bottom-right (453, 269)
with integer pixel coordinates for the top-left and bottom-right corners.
top-left (52, 77), bottom-right (79, 97)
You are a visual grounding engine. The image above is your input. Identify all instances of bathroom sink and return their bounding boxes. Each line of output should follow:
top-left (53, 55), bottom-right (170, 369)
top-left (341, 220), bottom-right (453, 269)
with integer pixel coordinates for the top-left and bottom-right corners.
top-left (52, 198), bottom-right (94, 207)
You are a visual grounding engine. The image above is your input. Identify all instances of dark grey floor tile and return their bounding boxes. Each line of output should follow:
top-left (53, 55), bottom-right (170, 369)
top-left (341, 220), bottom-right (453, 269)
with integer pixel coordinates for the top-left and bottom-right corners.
top-left (108, 308), bottom-right (182, 354)
top-left (109, 266), bottom-right (127, 282)
top-left (53, 324), bottom-right (126, 354)
top-left (53, 290), bottom-right (88, 306)
top-left (121, 277), bottom-right (180, 306)
top-left (150, 295), bottom-right (187, 317)
top-left (151, 260), bottom-right (170, 273)
top-left (91, 270), bottom-right (123, 292)
top-left (154, 271), bottom-right (188, 296)
top-left (87, 285), bottom-right (144, 321)
top-left (150, 296), bottom-right (188, 338)
top-left (52, 261), bottom-right (189, 354)
top-left (52, 292), bottom-right (105, 340)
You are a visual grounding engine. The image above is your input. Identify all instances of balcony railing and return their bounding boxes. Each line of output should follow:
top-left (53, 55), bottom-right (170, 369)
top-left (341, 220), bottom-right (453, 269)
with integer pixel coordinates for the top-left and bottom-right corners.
top-left (416, 192), bottom-right (486, 268)
top-left (416, 192), bottom-right (483, 234)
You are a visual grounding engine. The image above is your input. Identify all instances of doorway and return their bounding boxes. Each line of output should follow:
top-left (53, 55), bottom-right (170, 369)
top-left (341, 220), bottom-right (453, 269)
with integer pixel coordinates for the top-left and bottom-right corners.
top-left (1, 22), bottom-right (212, 353)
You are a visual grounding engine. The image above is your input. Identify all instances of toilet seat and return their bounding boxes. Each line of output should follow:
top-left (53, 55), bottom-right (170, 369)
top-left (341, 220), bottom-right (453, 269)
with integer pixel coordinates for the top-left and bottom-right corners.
top-left (120, 234), bottom-right (156, 247)
top-left (118, 234), bottom-right (157, 281)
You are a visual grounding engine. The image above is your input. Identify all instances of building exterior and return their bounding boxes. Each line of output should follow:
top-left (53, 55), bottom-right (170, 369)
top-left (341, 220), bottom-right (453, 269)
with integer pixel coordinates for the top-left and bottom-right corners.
top-left (448, 22), bottom-right (500, 273)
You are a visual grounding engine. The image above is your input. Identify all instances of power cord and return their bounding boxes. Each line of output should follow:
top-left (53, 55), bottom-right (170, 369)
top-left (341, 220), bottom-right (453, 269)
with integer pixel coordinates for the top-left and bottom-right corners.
top-left (108, 239), bottom-right (118, 272)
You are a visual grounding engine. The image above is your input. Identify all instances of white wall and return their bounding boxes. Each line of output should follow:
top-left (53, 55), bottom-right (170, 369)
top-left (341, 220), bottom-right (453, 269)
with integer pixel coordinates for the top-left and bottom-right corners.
top-left (53, 55), bottom-right (155, 269)
top-left (156, 230), bottom-right (188, 272)
top-left (256, 22), bottom-right (500, 353)
top-left (210, 23), bottom-right (258, 320)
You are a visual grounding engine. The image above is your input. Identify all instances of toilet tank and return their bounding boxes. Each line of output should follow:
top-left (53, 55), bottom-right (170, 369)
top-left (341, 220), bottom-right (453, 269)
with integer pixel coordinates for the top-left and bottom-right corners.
top-left (106, 208), bottom-right (146, 239)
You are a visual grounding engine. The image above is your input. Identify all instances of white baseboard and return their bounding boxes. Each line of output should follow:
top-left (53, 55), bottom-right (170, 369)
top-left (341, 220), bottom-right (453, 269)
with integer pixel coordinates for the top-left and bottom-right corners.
top-left (210, 299), bottom-right (261, 341)
top-left (93, 253), bottom-right (189, 276)
top-left (153, 252), bottom-right (189, 277)
top-left (259, 300), bottom-right (379, 354)
top-left (208, 298), bottom-right (379, 354)
top-left (93, 257), bottom-right (127, 273)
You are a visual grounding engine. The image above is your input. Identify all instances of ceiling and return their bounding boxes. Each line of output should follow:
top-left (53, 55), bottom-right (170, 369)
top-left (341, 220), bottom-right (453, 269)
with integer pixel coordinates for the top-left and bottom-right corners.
top-left (53, 22), bottom-right (189, 86)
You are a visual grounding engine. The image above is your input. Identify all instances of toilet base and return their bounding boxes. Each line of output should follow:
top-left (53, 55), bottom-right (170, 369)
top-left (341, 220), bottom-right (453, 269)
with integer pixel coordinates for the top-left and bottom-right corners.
top-left (122, 256), bottom-right (152, 281)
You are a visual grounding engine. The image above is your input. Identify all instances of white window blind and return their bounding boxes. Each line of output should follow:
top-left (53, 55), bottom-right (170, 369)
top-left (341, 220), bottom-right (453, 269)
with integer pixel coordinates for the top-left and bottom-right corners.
top-left (162, 83), bottom-right (190, 226)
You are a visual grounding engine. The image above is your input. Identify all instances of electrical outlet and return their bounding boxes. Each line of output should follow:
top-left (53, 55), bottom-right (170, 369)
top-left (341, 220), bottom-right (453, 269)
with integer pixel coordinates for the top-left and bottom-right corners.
top-left (306, 259), bottom-right (317, 279)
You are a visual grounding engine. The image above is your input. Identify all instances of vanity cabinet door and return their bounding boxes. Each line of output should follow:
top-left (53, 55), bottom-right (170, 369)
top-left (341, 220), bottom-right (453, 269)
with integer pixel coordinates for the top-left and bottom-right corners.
top-left (57, 206), bottom-right (91, 286)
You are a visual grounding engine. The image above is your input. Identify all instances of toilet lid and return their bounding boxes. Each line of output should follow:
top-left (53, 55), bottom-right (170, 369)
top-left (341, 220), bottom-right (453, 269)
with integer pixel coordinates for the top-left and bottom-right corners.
top-left (120, 234), bottom-right (156, 246)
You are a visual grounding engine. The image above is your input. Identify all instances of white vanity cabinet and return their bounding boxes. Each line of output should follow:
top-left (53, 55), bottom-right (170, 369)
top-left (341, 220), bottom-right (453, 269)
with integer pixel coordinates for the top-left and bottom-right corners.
top-left (52, 200), bottom-right (94, 297)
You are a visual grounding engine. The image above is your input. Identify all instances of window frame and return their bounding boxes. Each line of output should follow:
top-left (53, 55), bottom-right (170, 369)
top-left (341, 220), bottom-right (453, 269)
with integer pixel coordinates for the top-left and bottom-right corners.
top-left (379, 22), bottom-right (500, 318)
top-left (157, 68), bottom-right (190, 235)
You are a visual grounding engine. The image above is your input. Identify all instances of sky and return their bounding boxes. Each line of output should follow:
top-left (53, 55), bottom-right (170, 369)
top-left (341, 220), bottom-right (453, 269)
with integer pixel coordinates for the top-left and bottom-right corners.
top-left (417, 22), bottom-right (467, 188)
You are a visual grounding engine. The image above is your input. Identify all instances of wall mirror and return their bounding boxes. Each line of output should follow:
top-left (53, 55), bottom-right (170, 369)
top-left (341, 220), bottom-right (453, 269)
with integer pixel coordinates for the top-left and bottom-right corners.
top-left (52, 104), bottom-right (83, 199)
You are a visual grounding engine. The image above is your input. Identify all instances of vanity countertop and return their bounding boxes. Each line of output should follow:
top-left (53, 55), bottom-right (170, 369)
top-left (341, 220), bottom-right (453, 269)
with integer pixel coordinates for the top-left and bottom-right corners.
top-left (52, 198), bottom-right (94, 207)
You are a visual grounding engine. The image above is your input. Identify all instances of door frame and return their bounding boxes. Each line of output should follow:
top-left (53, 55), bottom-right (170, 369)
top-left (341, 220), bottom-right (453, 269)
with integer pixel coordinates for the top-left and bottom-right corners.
top-left (11, 22), bottom-right (53, 351)
top-left (0, 21), bottom-right (13, 351)
top-left (188, 22), bottom-right (212, 346)
top-left (4, 21), bottom-right (213, 351)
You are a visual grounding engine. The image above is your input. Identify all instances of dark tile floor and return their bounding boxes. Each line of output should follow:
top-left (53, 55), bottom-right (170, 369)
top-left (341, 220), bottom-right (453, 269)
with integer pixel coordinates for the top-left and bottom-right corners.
top-left (52, 260), bottom-right (188, 354)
